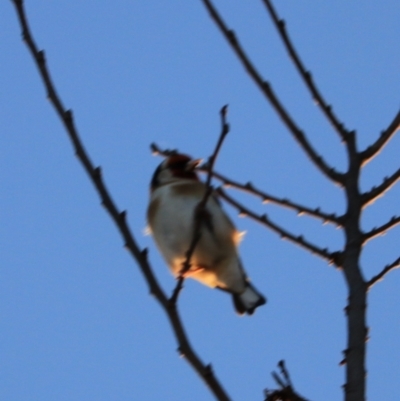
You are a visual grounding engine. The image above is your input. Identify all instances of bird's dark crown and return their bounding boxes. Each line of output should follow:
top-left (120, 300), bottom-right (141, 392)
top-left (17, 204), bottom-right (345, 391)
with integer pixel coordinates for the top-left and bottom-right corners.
top-left (150, 154), bottom-right (200, 190)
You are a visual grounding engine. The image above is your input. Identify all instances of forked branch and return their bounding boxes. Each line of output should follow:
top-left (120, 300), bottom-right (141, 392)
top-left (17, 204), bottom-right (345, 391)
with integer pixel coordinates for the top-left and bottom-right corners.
top-left (362, 168), bottom-right (400, 207)
top-left (360, 109), bottom-right (400, 165)
top-left (261, 0), bottom-right (349, 142)
top-left (264, 360), bottom-right (309, 401)
top-left (11, 2), bottom-right (230, 400)
top-left (201, 0), bottom-right (344, 185)
top-left (217, 188), bottom-right (341, 266)
top-left (368, 256), bottom-right (400, 289)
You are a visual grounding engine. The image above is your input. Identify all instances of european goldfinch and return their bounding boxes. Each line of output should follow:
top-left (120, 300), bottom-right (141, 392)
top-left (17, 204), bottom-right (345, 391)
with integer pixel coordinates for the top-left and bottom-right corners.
top-left (147, 153), bottom-right (266, 315)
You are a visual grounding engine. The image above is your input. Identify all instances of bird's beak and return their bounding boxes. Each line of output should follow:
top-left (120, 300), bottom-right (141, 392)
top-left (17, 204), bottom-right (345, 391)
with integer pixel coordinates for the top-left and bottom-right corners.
top-left (185, 158), bottom-right (203, 171)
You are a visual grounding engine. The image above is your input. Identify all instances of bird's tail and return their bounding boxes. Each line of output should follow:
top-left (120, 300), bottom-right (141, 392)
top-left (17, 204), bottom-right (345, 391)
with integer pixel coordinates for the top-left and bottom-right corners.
top-left (232, 283), bottom-right (266, 315)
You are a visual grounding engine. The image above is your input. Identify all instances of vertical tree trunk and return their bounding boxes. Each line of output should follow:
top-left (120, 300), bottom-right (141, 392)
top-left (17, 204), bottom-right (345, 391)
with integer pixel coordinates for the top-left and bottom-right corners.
top-left (343, 252), bottom-right (367, 401)
top-left (343, 135), bottom-right (367, 401)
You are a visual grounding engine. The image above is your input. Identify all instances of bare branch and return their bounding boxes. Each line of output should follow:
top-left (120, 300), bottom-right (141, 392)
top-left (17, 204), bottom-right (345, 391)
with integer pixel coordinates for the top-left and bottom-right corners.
top-left (360, 109), bottom-right (400, 165)
top-left (201, 0), bottom-right (345, 185)
top-left (217, 188), bottom-right (340, 266)
top-left (204, 105), bottom-right (230, 189)
top-left (368, 256), bottom-right (400, 289)
top-left (277, 360), bottom-right (294, 388)
top-left (11, 2), bottom-right (231, 400)
top-left (261, 0), bottom-right (349, 142)
top-left (264, 360), bottom-right (310, 401)
top-left (170, 105), bottom-right (230, 303)
top-left (206, 170), bottom-right (343, 227)
top-left (362, 215), bottom-right (400, 244)
top-left (362, 168), bottom-right (400, 207)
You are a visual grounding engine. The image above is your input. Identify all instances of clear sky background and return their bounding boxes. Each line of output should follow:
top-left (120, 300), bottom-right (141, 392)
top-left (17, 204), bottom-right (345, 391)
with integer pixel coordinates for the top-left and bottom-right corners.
top-left (1, 1), bottom-right (399, 400)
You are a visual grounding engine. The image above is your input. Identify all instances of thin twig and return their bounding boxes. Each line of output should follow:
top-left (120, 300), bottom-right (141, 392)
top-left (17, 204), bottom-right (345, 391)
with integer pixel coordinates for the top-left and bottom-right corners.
top-left (170, 105), bottom-right (230, 303)
top-left (261, 0), bottom-right (349, 142)
top-left (206, 170), bottom-right (343, 227)
top-left (264, 360), bottom-right (310, 401)
top-left (362, 215), bottom-right (400, 244)
top-left (217, 188), bottom-right (340, 266)
top-left (201, 0), bottom-right (344, 185)
top-left (278, 360), bottom-right (293, 388)
top-left (11, 2), bottom-right (231, 400)
top-left (362, 168), bottom-right (400, 207)
top-left (360, 109), bottom-right (400, 165)
top-left (367, 256), bottom-right (400, 289)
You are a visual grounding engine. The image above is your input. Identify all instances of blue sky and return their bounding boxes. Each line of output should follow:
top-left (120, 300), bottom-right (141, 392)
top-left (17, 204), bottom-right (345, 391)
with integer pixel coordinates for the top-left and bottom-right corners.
top-left (1, 1), bottom-right (399, 400)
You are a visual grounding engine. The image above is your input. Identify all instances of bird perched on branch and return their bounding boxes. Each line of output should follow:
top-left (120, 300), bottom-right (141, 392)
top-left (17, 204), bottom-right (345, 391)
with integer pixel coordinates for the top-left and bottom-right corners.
top-left (147, 153), bottom-right (266, 315)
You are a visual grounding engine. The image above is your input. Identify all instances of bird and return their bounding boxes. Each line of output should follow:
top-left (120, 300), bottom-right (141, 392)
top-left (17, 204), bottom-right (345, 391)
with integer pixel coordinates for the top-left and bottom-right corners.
top-left (147, 153), bottom-right (266, 315)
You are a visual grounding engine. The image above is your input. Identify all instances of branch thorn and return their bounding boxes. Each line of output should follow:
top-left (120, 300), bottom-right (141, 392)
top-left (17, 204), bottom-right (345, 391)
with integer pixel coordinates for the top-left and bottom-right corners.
top-left (64, 109), bottom-right (73, 122)
top-left (204, 364), bottom-right (213, 377)
top-left (37, 49), bottom-right (45, 63)
top-left (177, 347), bottom-right (185, 358)
top-left (140, 248), bottom-right (148, 258)
top-left (220, 104), bottom-right (228, 118)
top-left (94, 166), bottom-right (102, 178)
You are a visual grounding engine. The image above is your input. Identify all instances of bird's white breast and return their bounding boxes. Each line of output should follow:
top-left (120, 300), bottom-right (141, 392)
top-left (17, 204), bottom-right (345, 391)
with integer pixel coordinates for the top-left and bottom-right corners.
top-left (147, 180), bottom-right (239, 282)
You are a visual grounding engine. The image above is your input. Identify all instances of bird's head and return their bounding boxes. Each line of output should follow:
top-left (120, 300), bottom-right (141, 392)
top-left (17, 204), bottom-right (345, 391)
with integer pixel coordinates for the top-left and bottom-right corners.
top-left (150, 153), bottom-right (202, 191)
